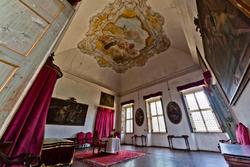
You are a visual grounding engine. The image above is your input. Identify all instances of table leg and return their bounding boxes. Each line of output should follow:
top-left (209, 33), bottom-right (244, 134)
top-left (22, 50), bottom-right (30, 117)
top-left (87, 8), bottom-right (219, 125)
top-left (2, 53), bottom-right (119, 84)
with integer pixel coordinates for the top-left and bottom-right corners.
top-left (168, 137), bottom-right (173, 149)
top-left (171, 138), bottom-right (174, 149)
top-left (184, 138), bottom-right (190, 151)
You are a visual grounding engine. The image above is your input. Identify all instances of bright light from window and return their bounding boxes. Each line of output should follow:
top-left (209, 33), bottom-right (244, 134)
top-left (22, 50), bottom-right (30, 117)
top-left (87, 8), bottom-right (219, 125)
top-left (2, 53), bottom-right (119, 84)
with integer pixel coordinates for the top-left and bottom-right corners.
top-left (147, 98), bottom-right (166, 133)
top-left (184, 89), bottom-right (221, 132)
top-left (123, 105), bottom-right (134, 133)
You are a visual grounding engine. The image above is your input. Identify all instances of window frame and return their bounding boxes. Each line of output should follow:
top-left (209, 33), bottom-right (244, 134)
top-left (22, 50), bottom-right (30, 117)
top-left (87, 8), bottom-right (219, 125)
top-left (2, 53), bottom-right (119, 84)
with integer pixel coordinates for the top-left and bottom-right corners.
top-left (146, 97), bottom-right (167, 134)
top-left (182, 87), bottom-right (222, 133)
top-left (122, 104), bottom-right (134, 134)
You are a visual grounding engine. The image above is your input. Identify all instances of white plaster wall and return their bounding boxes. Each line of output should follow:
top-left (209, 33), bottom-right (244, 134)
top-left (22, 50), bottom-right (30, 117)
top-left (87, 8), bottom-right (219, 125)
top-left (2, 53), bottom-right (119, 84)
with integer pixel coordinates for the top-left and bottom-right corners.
top-left (195, 133), bottom-right (228, 151)
top-left (120, 70), bottom-right (228, 151)
top-left (45, 72), bottom-right (117, 138)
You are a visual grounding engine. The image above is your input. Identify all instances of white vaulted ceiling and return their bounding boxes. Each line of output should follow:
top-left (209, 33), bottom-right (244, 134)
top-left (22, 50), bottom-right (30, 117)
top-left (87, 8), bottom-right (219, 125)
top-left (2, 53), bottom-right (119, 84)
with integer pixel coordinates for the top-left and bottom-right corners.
top-left (55, 0), bottom-right (201, 93)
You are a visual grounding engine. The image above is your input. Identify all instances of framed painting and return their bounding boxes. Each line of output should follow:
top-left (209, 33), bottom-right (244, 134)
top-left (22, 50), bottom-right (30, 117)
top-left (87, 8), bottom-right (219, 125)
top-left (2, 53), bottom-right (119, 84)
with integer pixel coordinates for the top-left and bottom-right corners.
top-left (229, 0), bottom-right (250, 17)
top-left (135, 108), bottom-right (144, 126)
top-left (167, 101), bottom-right (182, 124)
top-left (99, 92), bottom-right (115, 108)
top-left (46, 97), bottom-right (88, 126)
top-left (196, 0), bottom-right (250, 104)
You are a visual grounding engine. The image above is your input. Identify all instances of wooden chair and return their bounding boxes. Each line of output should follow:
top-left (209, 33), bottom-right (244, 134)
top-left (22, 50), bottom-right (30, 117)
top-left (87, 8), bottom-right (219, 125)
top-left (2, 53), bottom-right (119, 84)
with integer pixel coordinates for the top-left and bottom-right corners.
top-left (92, 131), bottom-right (107, 155)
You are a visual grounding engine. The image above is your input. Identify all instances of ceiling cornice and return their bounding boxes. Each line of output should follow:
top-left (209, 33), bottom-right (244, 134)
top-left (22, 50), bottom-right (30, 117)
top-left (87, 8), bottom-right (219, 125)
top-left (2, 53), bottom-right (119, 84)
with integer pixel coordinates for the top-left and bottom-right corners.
top-left (62, 70), bottom-right (120, 94)
top-left (61, 65), bottom-right (201, 97)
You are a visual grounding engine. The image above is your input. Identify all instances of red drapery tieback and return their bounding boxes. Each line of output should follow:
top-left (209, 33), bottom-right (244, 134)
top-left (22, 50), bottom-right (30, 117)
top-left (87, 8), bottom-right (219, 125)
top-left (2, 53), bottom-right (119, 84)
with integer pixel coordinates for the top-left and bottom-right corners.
top-left (94, 107), bottom-right (114, 138)
top-left (2, 64), bottom-right (58, 166)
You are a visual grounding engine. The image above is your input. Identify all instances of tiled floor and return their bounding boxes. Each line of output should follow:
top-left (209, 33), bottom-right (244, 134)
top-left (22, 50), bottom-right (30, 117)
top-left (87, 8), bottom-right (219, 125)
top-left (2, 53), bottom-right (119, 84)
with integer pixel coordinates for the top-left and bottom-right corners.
top-left (72, 145), bottom-right (228, 167)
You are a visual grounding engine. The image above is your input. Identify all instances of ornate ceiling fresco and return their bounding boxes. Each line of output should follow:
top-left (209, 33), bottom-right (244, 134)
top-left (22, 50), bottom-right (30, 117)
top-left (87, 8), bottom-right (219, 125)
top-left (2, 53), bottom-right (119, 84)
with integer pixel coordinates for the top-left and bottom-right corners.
top-left (78, 0), bottom-right (170, 73)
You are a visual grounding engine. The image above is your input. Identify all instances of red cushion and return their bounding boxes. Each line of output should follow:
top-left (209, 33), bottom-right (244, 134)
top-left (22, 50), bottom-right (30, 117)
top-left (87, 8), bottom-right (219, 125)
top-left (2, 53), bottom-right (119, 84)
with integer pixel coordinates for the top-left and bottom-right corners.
top-left (76, 132), bottom-right (85, 145)
top-left (86, 132), bottom-right (93, 144)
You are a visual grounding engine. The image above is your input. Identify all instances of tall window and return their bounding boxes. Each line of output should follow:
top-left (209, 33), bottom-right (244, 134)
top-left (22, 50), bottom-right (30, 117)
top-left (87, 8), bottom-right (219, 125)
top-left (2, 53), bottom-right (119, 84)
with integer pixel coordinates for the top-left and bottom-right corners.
top-left (146, 98), bottom-right (166, 133)
top-left (121, 104), bottom-right (134, 133)
top-left (183, 88), bottom-right (221, 132)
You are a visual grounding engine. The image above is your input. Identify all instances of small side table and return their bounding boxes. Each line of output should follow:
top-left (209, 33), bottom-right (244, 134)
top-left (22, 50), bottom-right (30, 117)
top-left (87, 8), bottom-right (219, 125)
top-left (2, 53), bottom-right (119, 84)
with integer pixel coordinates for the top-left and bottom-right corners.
top-left (131, 135), bottom-right (147, 147)
top-left (167, 135), bottom-right (190, 151)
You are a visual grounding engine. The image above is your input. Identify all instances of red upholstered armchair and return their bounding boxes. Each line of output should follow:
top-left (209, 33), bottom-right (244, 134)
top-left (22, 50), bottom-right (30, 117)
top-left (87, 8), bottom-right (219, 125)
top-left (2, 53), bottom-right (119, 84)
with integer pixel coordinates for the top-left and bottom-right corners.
top-left (85, 132), bottom-right (93, 145)
top-left (75, 132), bottom-right (85, 148)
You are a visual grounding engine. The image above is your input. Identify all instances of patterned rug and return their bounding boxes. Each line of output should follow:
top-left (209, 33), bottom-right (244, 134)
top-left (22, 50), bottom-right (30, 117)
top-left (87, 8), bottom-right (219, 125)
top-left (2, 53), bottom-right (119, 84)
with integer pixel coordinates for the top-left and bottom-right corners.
top-left (74, 150), bottom-right (145, 166)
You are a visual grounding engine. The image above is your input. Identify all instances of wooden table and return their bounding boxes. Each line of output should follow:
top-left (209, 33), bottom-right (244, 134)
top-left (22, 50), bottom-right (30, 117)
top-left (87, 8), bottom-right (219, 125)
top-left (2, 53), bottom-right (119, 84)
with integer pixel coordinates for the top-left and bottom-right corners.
top-left (219, 143), bottom-right (250, 167)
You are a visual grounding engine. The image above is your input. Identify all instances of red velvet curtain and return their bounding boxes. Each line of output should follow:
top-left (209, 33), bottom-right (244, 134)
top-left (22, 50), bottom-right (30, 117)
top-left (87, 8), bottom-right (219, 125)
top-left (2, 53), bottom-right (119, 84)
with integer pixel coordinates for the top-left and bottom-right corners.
top-left (94, 107), bottom-right (114, 138)
top-left (2, 64), bottom-right (58, 161)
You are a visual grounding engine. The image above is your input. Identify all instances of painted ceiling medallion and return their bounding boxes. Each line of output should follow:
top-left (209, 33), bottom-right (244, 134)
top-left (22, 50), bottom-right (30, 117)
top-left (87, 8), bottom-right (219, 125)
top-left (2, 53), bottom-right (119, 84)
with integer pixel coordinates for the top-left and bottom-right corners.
top-left (78, 0), bottom-right (170, 73)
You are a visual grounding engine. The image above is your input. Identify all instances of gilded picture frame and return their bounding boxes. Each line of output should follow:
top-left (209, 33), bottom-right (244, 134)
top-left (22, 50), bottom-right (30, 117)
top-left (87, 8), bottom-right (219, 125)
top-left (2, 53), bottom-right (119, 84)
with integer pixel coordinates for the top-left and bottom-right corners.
top-left (99, 92), bottom-right (115, 108)
top-left (229, 0), bottom-right (250, 17)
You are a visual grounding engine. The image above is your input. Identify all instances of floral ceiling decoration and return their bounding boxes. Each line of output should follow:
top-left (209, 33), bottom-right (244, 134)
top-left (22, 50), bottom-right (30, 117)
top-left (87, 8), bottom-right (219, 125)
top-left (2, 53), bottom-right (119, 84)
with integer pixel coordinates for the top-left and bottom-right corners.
top-left (78, 0), bottom-right (170, 73)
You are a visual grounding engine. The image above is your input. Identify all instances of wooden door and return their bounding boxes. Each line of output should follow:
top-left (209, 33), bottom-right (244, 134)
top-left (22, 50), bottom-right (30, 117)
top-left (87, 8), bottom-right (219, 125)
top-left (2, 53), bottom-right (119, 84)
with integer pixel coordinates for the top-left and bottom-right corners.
top-left (0, 0), bottom-right (74, 136)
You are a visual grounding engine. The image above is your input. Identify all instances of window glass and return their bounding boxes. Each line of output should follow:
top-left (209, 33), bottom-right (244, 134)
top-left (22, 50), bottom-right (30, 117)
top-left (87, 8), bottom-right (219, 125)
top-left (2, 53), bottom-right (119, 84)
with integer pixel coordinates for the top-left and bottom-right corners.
top-left (126, 108), bottom-right (131, 119)
top-left (130, 107), bottom-right (133, 118)
top-left (190, 111), bottom-right (206, 132)
top-left (158, 116), bottom-right (166, 132)
top-left (202, 110), bottom-right (221, 132)
top-left (122, 104), bottom-right (134, 133)
top-left (126, 120), bottom-right (131, 133)
top-left (195, 91), bottom-right (210, 109)
top-left (156, 101), bottom-right (163, 115)
top-left (150, 102), bottom-right (157, 116)
top-left (185, 94), bottom-right (199, 110)
top-left (152, 117), bottom-right (159, 132)
top-left (183, 89), bottom-right (222, 133)
top-left (130, 119), bottom-right (133, 133)
top-left (147, 98), bottom-right (166, 133)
